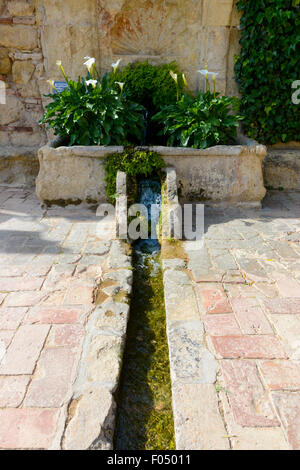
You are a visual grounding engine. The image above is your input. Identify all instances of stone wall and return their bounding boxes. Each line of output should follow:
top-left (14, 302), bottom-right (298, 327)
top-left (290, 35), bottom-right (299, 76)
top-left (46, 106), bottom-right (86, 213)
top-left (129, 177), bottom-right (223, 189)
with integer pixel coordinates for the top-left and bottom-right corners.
top-left (98, 0), bottom-right (241, 95)
top-left (37, 0), bottom-right (241, 96)
top-left (0, 0), bottom-right (46, 184)
top-left (0, 0), bottom-right (241, 184)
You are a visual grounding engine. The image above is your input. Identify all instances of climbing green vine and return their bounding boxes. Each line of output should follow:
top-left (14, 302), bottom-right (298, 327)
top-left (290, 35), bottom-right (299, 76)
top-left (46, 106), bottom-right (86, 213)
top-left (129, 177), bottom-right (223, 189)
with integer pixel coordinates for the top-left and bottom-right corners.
top-left (105, 148), bottom-right (165, 203)
top-left (235, 0), bottom-right (300, 144)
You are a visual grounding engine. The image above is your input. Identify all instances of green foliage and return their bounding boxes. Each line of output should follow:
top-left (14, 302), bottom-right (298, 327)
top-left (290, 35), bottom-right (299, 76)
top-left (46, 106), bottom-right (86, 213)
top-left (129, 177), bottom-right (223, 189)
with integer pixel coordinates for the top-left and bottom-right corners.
top-left (39, 74), bottom-right (145, 146)
top-left (109, 61), bottom-right (185, 144)
top-left (109, 61), bottom-right (184, 115)
top-left (152, 91), bottom-right (242, 149)
top-left (105, 148), bottom-right (165, 203)
top-left (235, 0), bottom-right (300, 144)
top-left (114, 252), bottom-right (175, 450)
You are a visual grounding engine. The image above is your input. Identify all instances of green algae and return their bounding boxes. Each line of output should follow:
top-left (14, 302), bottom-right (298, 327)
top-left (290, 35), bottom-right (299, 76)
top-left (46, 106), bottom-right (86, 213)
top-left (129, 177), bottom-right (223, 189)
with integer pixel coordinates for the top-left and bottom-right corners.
top-left (114, 251), bottom-right (175, 450)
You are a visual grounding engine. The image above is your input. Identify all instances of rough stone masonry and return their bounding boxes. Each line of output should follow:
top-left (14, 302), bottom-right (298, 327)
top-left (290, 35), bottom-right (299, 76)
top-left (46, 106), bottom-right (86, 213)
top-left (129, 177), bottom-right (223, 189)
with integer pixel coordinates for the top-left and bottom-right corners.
top-left (0, 0), bottom-right (241, 183)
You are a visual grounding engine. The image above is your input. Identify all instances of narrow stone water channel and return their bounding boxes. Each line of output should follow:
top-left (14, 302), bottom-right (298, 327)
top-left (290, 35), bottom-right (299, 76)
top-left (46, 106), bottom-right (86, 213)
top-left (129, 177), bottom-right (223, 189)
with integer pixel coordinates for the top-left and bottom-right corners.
top-left (114, 179), bottom-right (175, 450)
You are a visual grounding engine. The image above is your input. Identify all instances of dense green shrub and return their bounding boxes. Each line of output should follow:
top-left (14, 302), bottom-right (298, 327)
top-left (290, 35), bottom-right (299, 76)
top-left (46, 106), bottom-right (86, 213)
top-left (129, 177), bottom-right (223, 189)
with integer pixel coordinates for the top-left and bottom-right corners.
top-left (152, 91), bottom-right (242, 149)
top-left (235, 0), bottom-right (300, 144)
top-left (105, 148), bottom-right (165, 203)
top-left (109, 61), bottom-right (184, 115)
top-left (40, 73), bottom-right (145, 146)
top-left (109, 61), bottom-right (185, 144)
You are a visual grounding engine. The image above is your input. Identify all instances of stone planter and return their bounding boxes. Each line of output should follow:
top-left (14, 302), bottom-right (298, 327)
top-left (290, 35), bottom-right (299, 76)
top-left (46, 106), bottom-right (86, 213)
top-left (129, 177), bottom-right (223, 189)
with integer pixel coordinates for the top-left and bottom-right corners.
top-left (36, 142), bottom-right (122, 204)
top-left (263, 142), bottom-right (300, 190)
top-left (36, 137), bottom-right (267, 207)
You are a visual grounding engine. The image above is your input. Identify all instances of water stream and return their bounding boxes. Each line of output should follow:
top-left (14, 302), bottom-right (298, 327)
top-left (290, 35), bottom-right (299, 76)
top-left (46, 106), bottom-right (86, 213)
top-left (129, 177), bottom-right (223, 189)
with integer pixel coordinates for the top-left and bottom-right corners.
top-left (114, 178), bottom-right (175, 450)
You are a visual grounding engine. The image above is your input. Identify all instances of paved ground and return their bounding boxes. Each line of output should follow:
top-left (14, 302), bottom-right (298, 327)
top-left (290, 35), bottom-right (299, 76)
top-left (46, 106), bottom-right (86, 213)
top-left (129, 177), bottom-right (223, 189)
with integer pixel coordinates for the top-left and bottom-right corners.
top-left (0, 185), bottom-right (114, 449)
top-left (0, 185), bottom-right (299, 449)
top-left (186, 191), bottom-right (300, 449)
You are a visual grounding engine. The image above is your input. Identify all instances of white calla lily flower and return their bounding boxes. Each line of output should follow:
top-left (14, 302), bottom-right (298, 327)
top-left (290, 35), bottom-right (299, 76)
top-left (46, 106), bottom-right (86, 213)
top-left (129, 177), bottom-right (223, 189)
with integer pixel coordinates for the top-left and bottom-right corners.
top-left (111, 59), bottom-right (122, 73)
top-left (170, 70), bottom-right (178, 83)
top-left (198, 69), bottom-right (219, 78)
top-left (47, 79), bottom-right (56, 90)
top-left (116, 82), bottom-right (124, 93)
top-left (84, 57), bottom-right (96, 72)
top-left (56, 60), bottom-right (62, 66)
top-left (86, 79), bottom-right (97, 88)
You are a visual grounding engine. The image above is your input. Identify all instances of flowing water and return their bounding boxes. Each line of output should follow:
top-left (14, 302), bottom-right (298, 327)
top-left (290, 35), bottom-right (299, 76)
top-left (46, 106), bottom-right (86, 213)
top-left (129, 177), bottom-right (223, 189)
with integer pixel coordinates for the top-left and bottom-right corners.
top-left (114, 178), bottom-right (175, 450)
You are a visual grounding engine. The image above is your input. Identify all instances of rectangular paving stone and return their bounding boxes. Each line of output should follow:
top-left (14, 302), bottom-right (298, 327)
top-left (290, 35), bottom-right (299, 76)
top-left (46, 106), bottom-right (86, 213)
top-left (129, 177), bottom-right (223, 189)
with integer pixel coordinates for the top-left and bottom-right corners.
top-left (272, 241), bottom-right (299, 259)
top-left (203, 314), bottom-right (241, 336)
top-left (259, 361), bottom-right (300, 391)
top-left (24, 262), bottom-right (52, 277)
top-left (264, 298), bottom-right (300, 314)
top-left (272, 391), bottom-right (300, 449)
top-left (0, 408), bottom-right (59, 449)
top-left (197, 284), bottom-right (232, 314)
top-left (211, 252), bottom-right (238, 271)
top-left (221, 360), bottom-right (280, 427)
top-left (0, 277), bottom-right (44, 292)
top-left (47, 324), bottom-right (85, 347)
top-left (25, 306), bottom-right (84, 324)
top-left (236, 259), bottom-right (269, 282)
top-left (4, 291), bottom-right (46, 307)
top-left (0, 325), bottom-right (50, 374)
top-left (24, 347), bottom-right (76, 407)
top-left (0, 330), bottom-right (15, 348)
top-left (63, 283), bottom-right (94, 305)
top-left (0, 265), bottom-right (25, 276)
top-left (42, 264), bottom-right (75, 290)
top-left (0, 307), bottom-right (27, 329)
top-left (212, 335), bottom-right (287, 359)
top-left (172, 383), bottom-right (229, 449)
top-left (168, 323), bottom-right (217, 384)
top-left (0, 375), bottom-right (30, 407)
top-left (41, 290), bottom-right (66, 306)
top-left (270, 314), bottom-right (300, 361)
top-left (230, 297), bottom-right (273, 335)
top-left (272, 273), bottom-right (300, 298)
top-left (0, 330), bottom-right (14, 363)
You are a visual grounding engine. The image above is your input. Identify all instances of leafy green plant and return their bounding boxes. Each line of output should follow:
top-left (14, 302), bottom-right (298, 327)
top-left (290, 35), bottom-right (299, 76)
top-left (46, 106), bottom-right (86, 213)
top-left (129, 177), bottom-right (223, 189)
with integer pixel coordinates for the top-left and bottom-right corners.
top-left (109, 61), bottom-right (185, 115)
top-left (152, 90), bottom-right (242, 149)
top-left (39, 62), bottom-right (145, 146)
top-left (109, 61), bottom-right (186, 144)
top-left (105, 148), bottom-right (165, 203)
top-left (235, 0), bottom-right (300, 144)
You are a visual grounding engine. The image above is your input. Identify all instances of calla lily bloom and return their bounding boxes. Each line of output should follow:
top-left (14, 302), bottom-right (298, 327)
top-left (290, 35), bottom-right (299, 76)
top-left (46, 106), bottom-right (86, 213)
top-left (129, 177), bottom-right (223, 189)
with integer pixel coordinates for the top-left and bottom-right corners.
top-left (84, 57), bottom-right (96, 72)
top-left (170, 70), bottom-right (178, 83)
top-left (56, 60), bottom-right (68, 82)
top-left (182, 73), bottom-right (188, 87)
top-left (86, 79), bottom-right (97, 88)
top-left (47, 79), bottom-right (57, 91)
top-left (116, 82), bottom-right (124, 93)
top-left (111, 59), bottom-right (122, 73)
top-left (198, 69), bottom-right (219, 78)
top-left (198, 69), bottom-right (218, 93)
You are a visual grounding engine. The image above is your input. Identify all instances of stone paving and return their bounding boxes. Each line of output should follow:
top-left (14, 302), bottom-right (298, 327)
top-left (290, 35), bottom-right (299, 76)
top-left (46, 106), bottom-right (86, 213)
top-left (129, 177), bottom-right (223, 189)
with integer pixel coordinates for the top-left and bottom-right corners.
top-left (0, 184), bottom-right (300, 450)
top-left (0, 184), bottom-right (132, 450)
top-left (180, 190), bottom-right (300, 450)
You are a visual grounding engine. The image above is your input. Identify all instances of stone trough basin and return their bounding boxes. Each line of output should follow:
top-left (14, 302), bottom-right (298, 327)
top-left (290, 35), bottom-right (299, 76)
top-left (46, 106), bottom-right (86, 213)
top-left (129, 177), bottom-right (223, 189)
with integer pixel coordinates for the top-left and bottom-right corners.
top-left (36, 136), bottom-right (267, 207)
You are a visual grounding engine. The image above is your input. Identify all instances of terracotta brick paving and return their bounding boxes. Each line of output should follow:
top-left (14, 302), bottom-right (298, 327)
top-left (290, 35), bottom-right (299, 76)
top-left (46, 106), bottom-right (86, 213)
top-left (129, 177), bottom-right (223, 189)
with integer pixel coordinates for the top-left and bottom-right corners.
top-left (0, 185), bottom-right (300, 449)
top-left (0, 185), bottom-right (111, 449)
top-left (188, 191), bottom-right (300, 449)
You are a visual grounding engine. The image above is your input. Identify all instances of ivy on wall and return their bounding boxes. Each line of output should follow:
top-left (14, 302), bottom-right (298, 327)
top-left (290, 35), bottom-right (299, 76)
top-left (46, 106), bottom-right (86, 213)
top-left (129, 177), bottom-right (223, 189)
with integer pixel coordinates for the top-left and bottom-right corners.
top-left (235, 0), bottom-right (300, 144)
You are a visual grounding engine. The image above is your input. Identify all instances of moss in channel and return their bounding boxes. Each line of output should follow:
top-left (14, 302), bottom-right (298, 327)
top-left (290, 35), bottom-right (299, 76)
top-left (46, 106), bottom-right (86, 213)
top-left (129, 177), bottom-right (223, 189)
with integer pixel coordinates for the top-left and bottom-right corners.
top-left (114, 251), bottom-right (175, 450)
